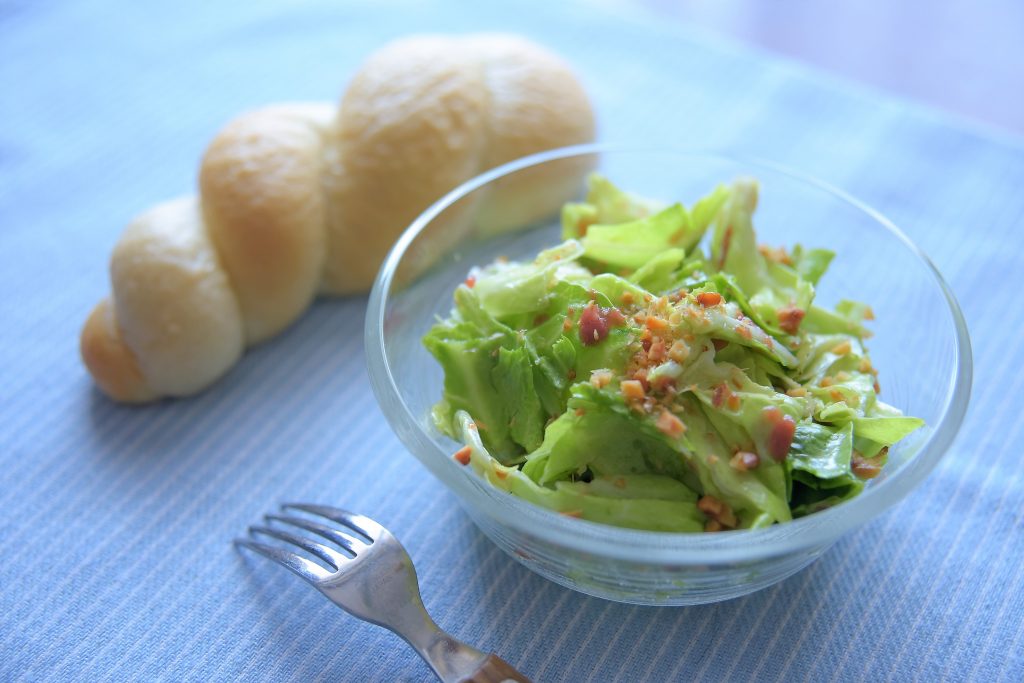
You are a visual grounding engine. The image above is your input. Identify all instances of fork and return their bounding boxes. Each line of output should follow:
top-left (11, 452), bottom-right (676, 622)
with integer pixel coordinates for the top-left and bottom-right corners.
top-left (235, 503), bottom-right (531, 683)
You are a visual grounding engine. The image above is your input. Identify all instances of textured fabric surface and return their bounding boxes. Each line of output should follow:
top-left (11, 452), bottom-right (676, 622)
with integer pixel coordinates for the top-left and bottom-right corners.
top-left (1, 1), bottom-right (1022, 681)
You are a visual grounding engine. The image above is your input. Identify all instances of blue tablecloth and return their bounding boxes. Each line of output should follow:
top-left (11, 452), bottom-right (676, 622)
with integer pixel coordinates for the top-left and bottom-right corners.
top-left (2, 1), bottom-right (1022, 680)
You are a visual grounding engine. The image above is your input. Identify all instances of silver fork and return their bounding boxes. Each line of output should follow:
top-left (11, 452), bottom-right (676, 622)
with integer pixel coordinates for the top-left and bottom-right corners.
top-left (235, 503), bottom-right (530, 683)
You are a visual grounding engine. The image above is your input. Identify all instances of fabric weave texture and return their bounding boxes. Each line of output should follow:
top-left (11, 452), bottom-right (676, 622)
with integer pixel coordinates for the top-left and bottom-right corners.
top-left (1, 1), bottom-right (1021, 681)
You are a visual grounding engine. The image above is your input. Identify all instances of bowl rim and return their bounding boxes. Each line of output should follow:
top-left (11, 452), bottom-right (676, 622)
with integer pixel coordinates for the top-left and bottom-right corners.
top-left (366, 143), bottom-right (973, 564)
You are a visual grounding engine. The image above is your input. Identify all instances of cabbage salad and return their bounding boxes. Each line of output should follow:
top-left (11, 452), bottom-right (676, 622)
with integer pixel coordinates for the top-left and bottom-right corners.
top-left (423, 175), bottom-right (923, 532)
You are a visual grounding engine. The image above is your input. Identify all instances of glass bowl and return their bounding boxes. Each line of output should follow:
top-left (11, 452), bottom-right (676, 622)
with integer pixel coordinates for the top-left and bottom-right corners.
top-left (365, 145), bottom-right (971, 606)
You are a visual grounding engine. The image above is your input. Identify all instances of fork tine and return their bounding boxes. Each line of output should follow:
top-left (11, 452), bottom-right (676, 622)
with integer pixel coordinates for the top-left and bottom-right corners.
top-left (249, 525), bottom-right (349, 569)
top-left (233, 539), bottom-right (332, 583)
top-left (281, 503), bottom-right (383, 540)
top-left (266, 514), bottom-right (368, 555)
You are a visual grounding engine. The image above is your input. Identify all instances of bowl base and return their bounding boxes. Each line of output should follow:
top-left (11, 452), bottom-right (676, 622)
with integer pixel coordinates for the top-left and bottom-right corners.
top-left (475, 511), bottom-right (832, 606)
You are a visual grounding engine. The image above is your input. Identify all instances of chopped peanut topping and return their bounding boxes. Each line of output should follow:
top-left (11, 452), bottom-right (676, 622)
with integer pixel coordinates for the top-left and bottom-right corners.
top-left (737, 325), bottom-right (753, 340)
top-left (646, 316), bottom-right (670, 332)
top-left (620, 379), bottom-right (646, 401)
top-left (717, 507), bottom-right (738, 528)
top-left (835, 371), bottom-right (851, 382)
top-left (851, 451), bottom-right (885, 479)
top-left (758, 244), bottom-right (793, 265)
top-left (453, 446), bottom-right (472, 466)
top-left (730, 451), bottom-right (761, 471)
top-left (655, 409), bottom-right (687, 437)
top-left (832, 341), bottom-right (852, 355)
top-left (668, 340), bottom-right (690, 363)
top-left (858, 358), bottom-right (874, 373)
top-left (697, 292), bottom-right (723, 307)
top-left (777, 306), bottom-right (805, 335)
top-left (647, 337), bottom-right (667, 363)
top-left (819, 376), bottom-right (834, 387)
top-left (712, 383), bottom-right (729, 408)
top-left (698, 495), bottom-right (738, 530)
top-left (712, 382), bottom-right (740, 410)
top-left (787, 387), bottom-right (807, 398)
top-left (697, 495), bottom-right (724, 516)
top-left (864, 306), bottom-right (876, 320)
top-left (620, 291), bottom-right (635, 305)
top-left (829, 389), bottom-right (845, 403)
top-left (590, 369), bottom-right (613, 389)
top-left (494, 468), bottom-right (508, 480)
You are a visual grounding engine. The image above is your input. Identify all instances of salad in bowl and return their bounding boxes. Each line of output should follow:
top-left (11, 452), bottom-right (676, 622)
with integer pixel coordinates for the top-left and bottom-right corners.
top-left (424, 174), bottom-right (923, 534)
top-left (367, 146), bottom-right (969, 604)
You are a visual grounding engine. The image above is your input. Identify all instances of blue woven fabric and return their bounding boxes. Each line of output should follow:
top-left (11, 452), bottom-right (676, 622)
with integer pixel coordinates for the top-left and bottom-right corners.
top-left (2, 1), bottom-right (1022, 680)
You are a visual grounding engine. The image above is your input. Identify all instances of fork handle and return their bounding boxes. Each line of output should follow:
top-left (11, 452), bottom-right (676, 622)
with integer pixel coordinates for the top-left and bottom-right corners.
top-left (456, 653), bottom-right (531, 683)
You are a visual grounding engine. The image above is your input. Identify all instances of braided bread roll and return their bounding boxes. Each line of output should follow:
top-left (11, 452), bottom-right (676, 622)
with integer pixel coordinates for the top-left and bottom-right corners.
top-left (80, 34), bottom-right (595, 402)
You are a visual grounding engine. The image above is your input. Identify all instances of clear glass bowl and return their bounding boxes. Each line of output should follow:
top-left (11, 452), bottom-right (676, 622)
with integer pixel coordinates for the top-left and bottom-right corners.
top-left (365, 146), bottom-right (972, 605)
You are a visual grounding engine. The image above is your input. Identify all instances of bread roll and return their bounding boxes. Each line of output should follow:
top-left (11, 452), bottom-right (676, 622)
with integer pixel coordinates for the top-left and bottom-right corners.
top-left (81, 34), bottom-right (596, 402)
